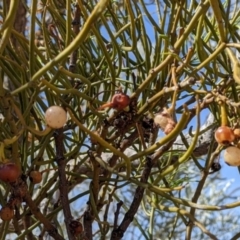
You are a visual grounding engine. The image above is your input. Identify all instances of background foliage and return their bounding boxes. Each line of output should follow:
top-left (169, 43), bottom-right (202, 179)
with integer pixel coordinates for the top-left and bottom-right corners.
top-left (1, 0), bottom-right (240, 239)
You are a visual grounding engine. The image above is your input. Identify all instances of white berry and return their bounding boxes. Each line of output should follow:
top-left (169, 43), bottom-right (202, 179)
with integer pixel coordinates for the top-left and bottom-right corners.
top-left (223, 146), bottom-right (240, 166)
top-left (154, 113), bottom-right (168, 129)
top-left (45, 106), bottom-right (67, 129)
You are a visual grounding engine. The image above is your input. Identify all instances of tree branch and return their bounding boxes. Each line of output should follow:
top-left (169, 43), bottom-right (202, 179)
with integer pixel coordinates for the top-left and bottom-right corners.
top-left (54, 129), bottom-right (75, 240)
top-left (110, 140), bottom-right (175, 239)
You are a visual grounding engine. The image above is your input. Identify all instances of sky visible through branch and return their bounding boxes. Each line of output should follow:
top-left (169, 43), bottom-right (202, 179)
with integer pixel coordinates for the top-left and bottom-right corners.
top-left (2, 0), bottom-right (240, 239)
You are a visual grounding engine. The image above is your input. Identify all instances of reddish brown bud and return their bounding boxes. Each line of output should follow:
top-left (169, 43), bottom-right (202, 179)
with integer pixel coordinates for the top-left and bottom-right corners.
top-left (29, 171), bottom-right (42, 184)
top-left (0, 206), bottom-right (14, 221)
top-left (0, 162), bottom-right (20, 183)
top-left (69, 220), bottom-right (83, 236)
top-left (98, 93), bottom-right (130, 111)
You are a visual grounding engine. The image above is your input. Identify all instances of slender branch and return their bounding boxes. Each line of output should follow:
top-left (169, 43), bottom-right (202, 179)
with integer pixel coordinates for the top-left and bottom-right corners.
top-left (54, 129), bottom-right (75, 240)
top-left (110, 156), bottom-right (153, 240)
top-left (69, 3), bottom-right (81, 79)
top-left (8, 178), bottom-right (64, 240)
top-left (185, 145), bottom-right (222, 240)
top-left (23, 212), bottom-right (35, 240)
top-left (0, 0), bottom-right (20, 54)
top-left (209, 0), bottom-right (226, 42)
top-left (31, 0), bottom-right (110, 82)
top-left (113, 201), bottom-right (123, 229)
top-left (110, 140), bottom-right (174, 240)
top-left (231, 232), bottom-right (240, 240)
top-left (153, 204), bottom-right (218, 240)
top-left (83, 205), bottom-right (93, 240)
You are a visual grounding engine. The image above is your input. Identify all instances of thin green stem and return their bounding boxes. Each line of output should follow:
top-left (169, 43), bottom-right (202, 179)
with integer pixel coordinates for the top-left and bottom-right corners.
top-left (29, 0), bottom-right (37, 77)
top-left (0, 0), bottom-right (19, 54)
top-left (31, 0), bottom-right (110, 82)
top-left (67, 107), bottom-right (131, 178)
top-left (209, 0), bottom-right (226, 42)
top-left (129, 107), bottom-right (190, 162)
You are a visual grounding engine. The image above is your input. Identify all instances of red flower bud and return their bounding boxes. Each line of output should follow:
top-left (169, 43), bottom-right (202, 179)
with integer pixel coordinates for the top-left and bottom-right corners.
top-left (98, 93), bottom-right (130, 111)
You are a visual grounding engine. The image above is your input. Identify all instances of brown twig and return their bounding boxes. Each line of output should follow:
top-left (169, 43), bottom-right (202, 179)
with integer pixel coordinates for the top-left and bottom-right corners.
top-left (110, 140), bottom-right (174, 239)
top-left (113, 201), bottom-right (123, 230)
top-left (23, 191), bottom-right (64, 240)
top-left (231, 232), bottom-right (240, 240)
top-left (12, 212), bottom-right (21, 235)
top-left (54, 129), bottom-right (75, 240)
top-left (69, 3), bottom-right (81, 77)
top-left (89, 151), bottom-right (100, 211)
top-left (110, 156), bottom-right (153, 239)
top-left (23, 212), bottom-right (35, 240)
top-left (83, 205), bottom-right (93, 240)
top-left (185, 145), bottom-right (222, 240)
